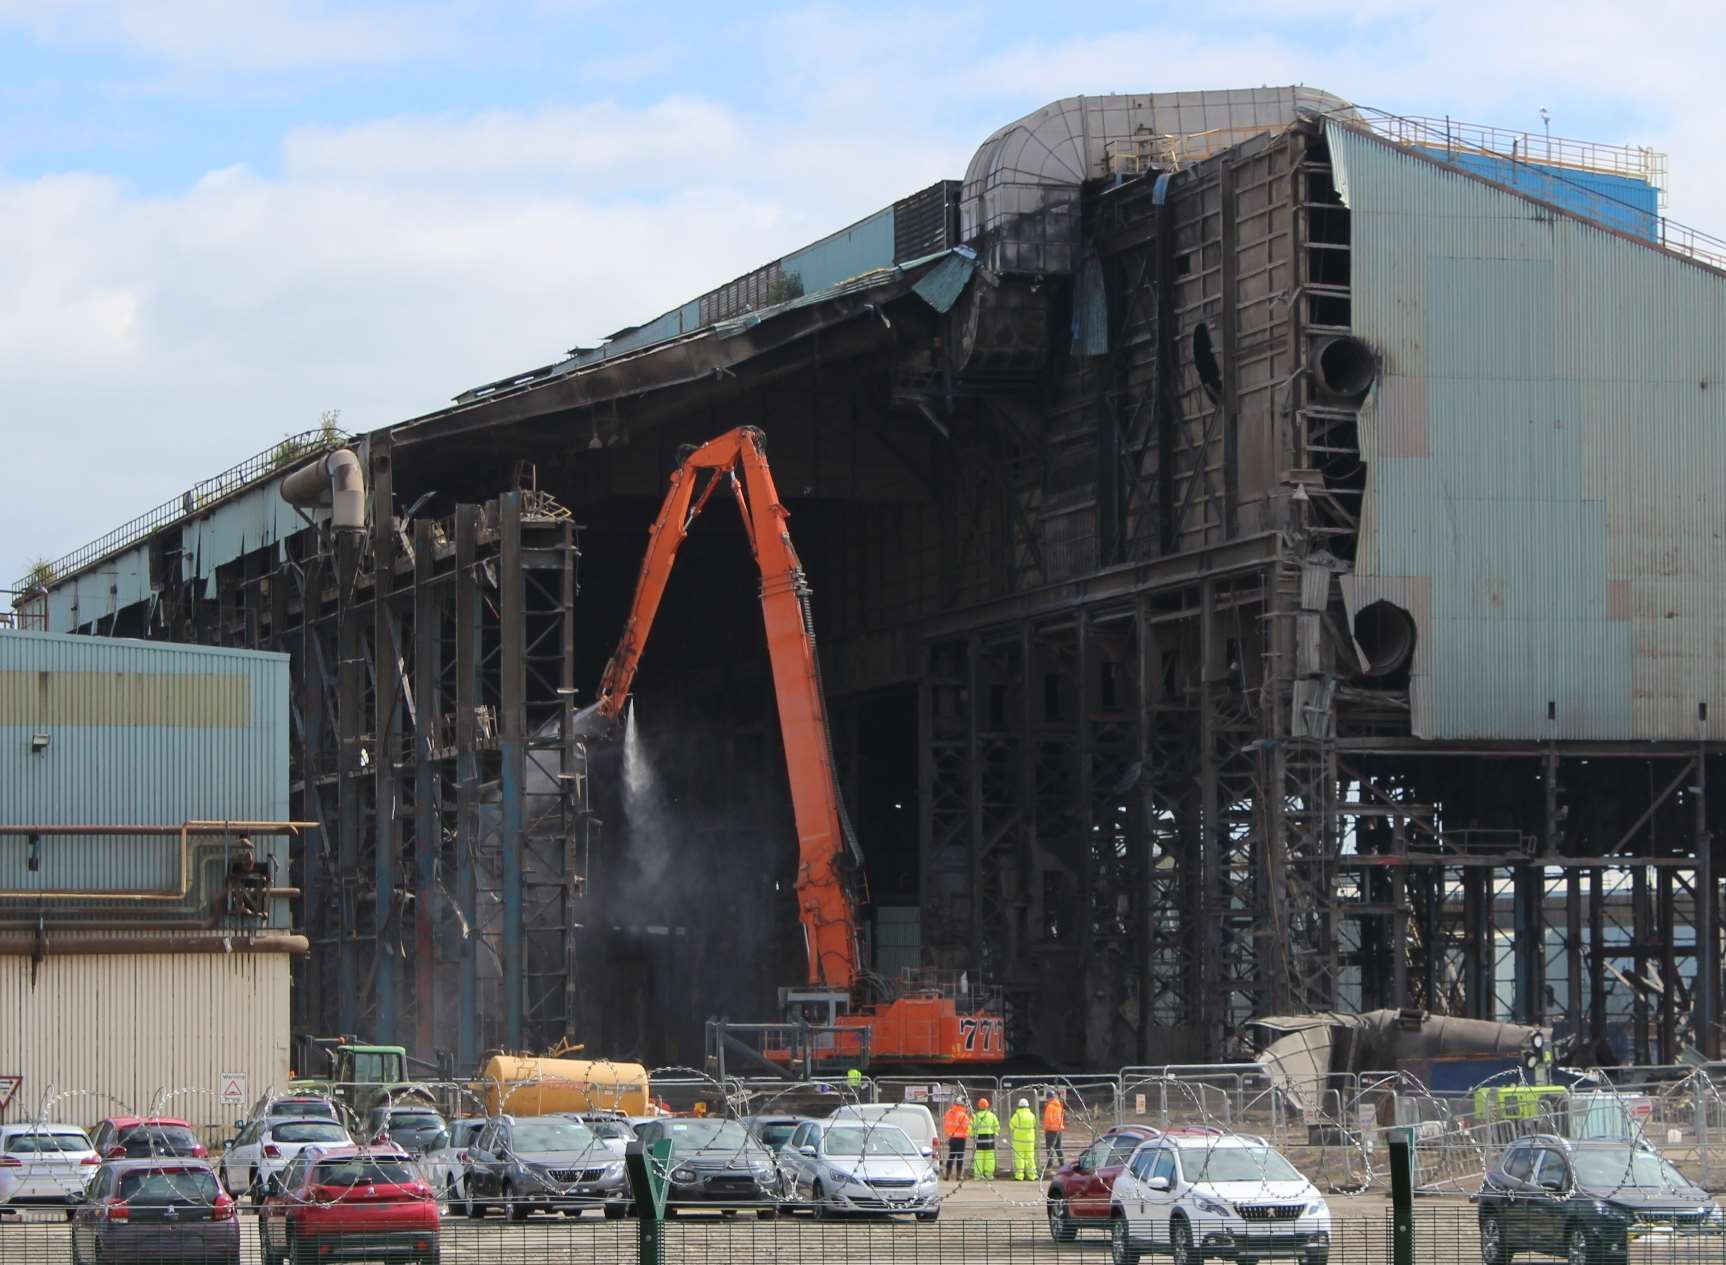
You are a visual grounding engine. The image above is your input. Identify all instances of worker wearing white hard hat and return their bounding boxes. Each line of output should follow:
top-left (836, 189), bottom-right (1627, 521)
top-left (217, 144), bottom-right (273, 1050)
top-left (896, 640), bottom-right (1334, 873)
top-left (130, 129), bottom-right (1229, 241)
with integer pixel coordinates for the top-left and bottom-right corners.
top-left (1009, 1097), bottom-right (1038, 1181)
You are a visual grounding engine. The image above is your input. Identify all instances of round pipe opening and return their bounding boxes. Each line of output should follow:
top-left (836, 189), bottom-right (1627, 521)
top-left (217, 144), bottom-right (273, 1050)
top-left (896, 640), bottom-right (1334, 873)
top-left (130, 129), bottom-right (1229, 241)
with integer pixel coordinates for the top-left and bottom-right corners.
top-left (1353, 600), bottom-right (1416, 676)
top-left (1314, 336), bottom-right (1378, 400)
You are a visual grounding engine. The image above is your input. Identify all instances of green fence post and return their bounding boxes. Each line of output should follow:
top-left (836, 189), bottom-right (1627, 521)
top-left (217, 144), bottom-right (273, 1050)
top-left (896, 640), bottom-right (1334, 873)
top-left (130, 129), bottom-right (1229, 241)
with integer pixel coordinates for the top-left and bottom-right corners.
top-left (1387, 1126), bottom-right (1414, 1265)
top-left (625, 1137), bottom-right (672, 1265)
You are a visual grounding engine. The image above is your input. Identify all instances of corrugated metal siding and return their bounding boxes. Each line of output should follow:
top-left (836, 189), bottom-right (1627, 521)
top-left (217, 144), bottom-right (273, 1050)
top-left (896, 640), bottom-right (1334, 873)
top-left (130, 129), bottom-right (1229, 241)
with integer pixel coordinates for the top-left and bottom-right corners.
top-left (0, 952), bottom-right (291, 1133)
top-left (1331, 121), bottom-right (1726, 740)
top-left (0, 632), bottom-right (291, 889)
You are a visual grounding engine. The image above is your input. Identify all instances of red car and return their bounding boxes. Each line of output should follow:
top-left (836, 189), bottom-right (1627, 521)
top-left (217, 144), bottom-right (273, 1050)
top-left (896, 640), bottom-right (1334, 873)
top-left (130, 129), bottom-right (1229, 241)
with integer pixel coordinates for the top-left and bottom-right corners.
top-left (1046, 1125), bottom-right (1164, 1241)
top-left (88, 1118), bottom-right (207, 1161)
top-left (258, 1144), bottom-right (439, 1265)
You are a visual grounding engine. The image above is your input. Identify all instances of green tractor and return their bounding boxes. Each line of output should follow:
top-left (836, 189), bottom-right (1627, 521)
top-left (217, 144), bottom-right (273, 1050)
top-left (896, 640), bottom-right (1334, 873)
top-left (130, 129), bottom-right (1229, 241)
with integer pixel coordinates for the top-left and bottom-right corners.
top-left (290, 1037), bottom-right (436, 1122)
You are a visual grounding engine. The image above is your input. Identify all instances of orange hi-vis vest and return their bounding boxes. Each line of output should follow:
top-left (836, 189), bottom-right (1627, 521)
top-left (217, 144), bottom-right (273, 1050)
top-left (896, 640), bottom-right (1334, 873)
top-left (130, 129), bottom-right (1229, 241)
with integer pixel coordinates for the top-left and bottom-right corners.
top-left (1043, 1098), bottom-right (1066, 1131)
top-left (943, 1104), bottom-right (971, 1139)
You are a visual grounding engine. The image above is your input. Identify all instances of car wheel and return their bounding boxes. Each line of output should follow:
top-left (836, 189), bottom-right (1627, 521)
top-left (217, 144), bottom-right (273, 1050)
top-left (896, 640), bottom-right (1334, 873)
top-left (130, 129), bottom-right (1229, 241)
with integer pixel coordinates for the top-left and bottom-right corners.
top-left (505, 1183), bottom-right (529, 1222)
top-left (465, 1194), bottom-right (488, 1219)
top-left (418, 1253), bottom-right (440, 1265)
top-left (1168, 1215), bottom-right (1198, 1265)
top-left (1568, 1225), bottom-right (1596, 1265)
top-left (915, 1209), bottom-right (940, 1223)
top-left (1480, 1210), bottom-right (1509, 1265)
top-left (757, 1208), bottom-right (778, 1221)
top-left (813, 1182), bottom-right (834, 1220)
top-left (1048, 1193), bottom-right (1077, 1242)
top-left (603, 1204), bottom-right (627, 1221)
top-left (1112, 1213), bottom-right (1143, 1265)
top-left (1304, 1252), bottom-right (1329, 1265)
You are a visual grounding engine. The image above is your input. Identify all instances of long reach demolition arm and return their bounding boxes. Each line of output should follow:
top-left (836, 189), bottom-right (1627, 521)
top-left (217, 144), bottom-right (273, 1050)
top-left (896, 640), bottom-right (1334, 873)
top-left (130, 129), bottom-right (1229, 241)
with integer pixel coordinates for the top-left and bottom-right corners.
top-left (592, 426), bottom-right (863, 992)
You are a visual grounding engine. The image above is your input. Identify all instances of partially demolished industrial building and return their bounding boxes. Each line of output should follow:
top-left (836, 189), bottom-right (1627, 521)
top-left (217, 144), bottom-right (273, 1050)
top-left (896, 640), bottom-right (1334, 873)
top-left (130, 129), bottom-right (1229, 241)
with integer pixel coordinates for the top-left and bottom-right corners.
top-left (12, 86), bottom-right (1725, 1071)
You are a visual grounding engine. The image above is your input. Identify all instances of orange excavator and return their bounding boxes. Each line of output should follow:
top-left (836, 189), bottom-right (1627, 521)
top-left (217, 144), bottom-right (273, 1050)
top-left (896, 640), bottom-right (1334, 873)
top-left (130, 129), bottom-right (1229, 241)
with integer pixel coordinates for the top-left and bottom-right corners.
top-left (589, 426), bottom-right (1005, 1066)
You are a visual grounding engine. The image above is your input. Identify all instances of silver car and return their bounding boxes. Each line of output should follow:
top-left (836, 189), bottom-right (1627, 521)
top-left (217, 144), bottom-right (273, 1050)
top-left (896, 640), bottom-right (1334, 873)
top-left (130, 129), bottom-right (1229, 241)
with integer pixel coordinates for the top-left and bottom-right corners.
top-left (778, 1119), bottom-right (940, 1220)
top-left (0, 1125), bottom-right (98, 1211)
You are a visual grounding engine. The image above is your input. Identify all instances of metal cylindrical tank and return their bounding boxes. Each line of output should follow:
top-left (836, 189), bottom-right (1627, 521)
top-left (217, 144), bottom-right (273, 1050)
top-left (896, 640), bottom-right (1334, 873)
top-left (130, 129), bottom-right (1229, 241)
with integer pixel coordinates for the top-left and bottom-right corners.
top-left (474, 1056), bottom-right (650, 1118)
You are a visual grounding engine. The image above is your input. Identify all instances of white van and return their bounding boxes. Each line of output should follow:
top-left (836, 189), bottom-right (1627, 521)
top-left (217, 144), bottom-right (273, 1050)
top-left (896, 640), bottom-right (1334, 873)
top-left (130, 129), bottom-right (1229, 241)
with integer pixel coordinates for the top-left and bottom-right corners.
top-left (829, 1103), bottom-right (939, 1157)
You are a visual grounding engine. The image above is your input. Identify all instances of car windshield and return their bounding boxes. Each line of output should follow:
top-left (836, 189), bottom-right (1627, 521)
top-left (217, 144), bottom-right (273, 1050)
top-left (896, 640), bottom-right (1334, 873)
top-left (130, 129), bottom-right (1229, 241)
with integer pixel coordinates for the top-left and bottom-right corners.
top-left (1188, 1147), bottom-right (1303, 1183)
top-left (824, 1126), bottom-right (917, 1158)
top-left (754, 1123), bottom-right (798, 1149)
top-left (121, 1126), bottom-right (198, 1150)
top-left (6, 1133), bottom-right (89, 1153)
top-left (513, 1121), bottom-right (596, 1152)
top-left (1574, 1148), bottom-right (1691, 1191)
top-left (117, 1168), bottom-right (219, 1203)
top-left (660, 1120), bottom-right (750, 1154)
top-left (270, 1122), bottom-right (347, 1144)
top-left (383, 1115), bottom-right (443, 1137)
top-left (311, 1159), bottom-right (417, 1188)
top-left (270, 1101), bottom-right (336, 1120)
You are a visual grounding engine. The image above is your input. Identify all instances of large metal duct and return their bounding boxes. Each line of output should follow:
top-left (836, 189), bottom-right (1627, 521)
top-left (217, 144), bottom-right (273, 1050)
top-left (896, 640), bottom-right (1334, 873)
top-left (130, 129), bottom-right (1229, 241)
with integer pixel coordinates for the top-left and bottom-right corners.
top-left (960, 87), bottom-right (1357, 275)
top-left (1252, 1010), bottom-right (1549, 1109)
top-left (281, 447), bottom-right (365, 531)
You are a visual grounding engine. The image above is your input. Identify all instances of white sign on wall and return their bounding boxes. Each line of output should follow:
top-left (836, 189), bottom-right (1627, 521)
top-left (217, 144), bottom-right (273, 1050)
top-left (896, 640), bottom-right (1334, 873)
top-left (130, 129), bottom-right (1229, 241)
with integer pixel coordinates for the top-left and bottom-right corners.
top-left (219, 1073), bottom-right (248, 1105)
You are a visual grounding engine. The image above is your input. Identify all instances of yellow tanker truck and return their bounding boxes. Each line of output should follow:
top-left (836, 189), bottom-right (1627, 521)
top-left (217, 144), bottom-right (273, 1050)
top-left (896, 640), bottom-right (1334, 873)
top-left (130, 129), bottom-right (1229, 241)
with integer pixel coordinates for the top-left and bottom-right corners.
top-left (473, 1055), bottom-right (651, 1118)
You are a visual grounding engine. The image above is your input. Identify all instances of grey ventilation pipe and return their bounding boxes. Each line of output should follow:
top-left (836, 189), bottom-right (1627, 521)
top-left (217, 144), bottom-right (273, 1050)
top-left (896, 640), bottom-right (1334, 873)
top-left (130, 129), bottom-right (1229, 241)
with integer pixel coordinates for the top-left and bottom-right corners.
top-left (281, 448), bottom-right (365, 531)
top-left (1312, 335), bottom-right (1378, 401)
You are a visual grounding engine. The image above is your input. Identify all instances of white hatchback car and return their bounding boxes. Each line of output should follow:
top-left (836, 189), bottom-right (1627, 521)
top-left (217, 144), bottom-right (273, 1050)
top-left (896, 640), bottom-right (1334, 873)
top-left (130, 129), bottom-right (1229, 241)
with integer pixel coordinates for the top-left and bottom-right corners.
top-left (220, 1116), bottom-right (351, 1199)
top-left (1109, 1130), bottom-right (1330, 1265)
top-left (0, 1125), bottom-right (99, 1212)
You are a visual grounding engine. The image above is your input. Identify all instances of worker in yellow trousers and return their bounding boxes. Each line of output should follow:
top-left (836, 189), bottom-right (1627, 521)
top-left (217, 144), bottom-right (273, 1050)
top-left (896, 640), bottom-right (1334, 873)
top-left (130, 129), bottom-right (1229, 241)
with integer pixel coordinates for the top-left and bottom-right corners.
top-left (971, 1097), bottom-right (1000, 1180)
top-left (1009, 1097), bottom-right (1039, 1180)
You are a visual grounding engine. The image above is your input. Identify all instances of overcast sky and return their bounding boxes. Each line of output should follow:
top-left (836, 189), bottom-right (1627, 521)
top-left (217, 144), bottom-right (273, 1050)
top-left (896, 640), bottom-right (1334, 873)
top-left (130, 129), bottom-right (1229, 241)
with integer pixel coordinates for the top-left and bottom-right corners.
top-left (2, 0), bottom-right (1719, 590)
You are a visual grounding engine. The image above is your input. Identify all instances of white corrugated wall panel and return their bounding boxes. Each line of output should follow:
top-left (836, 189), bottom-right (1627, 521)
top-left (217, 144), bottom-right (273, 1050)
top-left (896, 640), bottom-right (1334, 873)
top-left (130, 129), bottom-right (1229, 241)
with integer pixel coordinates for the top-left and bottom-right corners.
top-left (0, 953), bottom-right (290, 1138)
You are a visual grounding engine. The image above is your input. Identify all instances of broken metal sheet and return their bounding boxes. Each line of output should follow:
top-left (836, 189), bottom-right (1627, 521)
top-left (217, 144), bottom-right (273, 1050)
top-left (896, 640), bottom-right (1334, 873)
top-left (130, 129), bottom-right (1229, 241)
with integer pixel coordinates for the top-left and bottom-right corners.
top-left (911, 251), bottom-right (976, 314)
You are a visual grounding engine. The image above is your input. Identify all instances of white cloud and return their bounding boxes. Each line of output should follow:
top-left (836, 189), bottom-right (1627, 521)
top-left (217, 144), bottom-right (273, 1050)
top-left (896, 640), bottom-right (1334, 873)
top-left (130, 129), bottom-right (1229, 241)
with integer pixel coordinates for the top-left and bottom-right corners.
top-left (0, 93), bottom-right (965, 586)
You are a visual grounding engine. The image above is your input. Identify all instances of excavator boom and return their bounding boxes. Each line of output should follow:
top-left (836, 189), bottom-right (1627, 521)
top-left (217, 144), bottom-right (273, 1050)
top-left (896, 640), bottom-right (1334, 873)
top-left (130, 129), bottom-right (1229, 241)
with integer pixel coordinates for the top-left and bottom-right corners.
top-left (595, 427), bottom-right (861, 990)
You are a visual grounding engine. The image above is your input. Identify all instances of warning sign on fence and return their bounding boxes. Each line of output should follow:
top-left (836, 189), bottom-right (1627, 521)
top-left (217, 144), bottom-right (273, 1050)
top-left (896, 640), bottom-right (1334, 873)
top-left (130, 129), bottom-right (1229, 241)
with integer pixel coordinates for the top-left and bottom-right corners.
top-left (0, 1076), bottom-right (20, 1111)
top-left (219, 1073), bottom-right (248, 1105)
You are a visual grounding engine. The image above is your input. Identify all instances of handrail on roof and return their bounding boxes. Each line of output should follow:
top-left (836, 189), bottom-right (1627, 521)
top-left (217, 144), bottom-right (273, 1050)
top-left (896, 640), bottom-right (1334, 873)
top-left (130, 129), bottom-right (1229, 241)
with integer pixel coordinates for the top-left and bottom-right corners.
top-left (11, 425), bottom-right (353, 599)
top-left (1332, 106), bottom-right (1726, 274)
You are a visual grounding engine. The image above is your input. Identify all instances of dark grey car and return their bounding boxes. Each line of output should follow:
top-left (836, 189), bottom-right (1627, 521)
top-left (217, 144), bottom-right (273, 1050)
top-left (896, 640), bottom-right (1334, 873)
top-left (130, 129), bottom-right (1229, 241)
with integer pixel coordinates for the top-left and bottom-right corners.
top-left (1476, 1135), bottom-right (1722, 1264)
top-left (71, 1160), bottom-right (239, 1265)
top-left (463, 1116), bottom-right (628, 1220)
top-left (631, 1118), bottom-right (780, 1218)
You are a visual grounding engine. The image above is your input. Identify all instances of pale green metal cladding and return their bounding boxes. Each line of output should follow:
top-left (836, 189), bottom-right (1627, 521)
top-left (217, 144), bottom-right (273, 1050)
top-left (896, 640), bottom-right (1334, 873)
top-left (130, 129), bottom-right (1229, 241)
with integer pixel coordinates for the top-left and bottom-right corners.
top-left (1329, 121), bottom-right (1726, 741)
top-left (0, 630), bottom-right (291, 899)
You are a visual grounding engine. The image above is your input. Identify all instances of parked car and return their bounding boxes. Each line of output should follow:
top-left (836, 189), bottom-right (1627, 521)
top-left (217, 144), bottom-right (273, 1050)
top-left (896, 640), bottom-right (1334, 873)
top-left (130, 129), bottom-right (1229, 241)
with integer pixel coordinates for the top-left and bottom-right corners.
top-left (1476, 1134), bottom-right (1722, 1265)
top-left (463, 1115), bottom-right (628, 1220)
top-left (89, 1118), bottom-right (207, 1161)
top-left (0, 1125), bottom-right (99, 1213)
top-left (71, 1159), bottom-right (238, 1265)
top-left (742, 1116), bottom-right (805, 1153)
top-left (1109, 1129), bottom-right (1331, 1265)
top-left (1046, 1125), bottom-right (1165, 1240)
top-left (242, 1093), bottom-right (342, 1128)
top-left (419, 1118), bottom-right (486, 1212)
top-left (743, 1116), bottom-right (809, 1199)
top-left (829, 1103), bottom-right (939, 1158)
top-left (778, 1118), bottom-right (939, 1220)
top-left (564, 1113), bottom-right (638, 1157)
top-left (258, 1144), bottom-right (438, 1265)
top-left (364, 1106), bottom-right (448, 1156)
top-left (630, 1117), bottom-right (779, 1217)
top-left (220, 1117), bottom-right (351, 1200)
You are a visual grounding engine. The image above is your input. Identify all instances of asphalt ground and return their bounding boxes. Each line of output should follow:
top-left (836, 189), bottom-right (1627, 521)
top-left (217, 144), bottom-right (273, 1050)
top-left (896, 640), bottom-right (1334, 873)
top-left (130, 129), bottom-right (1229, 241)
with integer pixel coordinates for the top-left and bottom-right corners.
top-left (1, 1184), bottom-right (1720, 1264)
